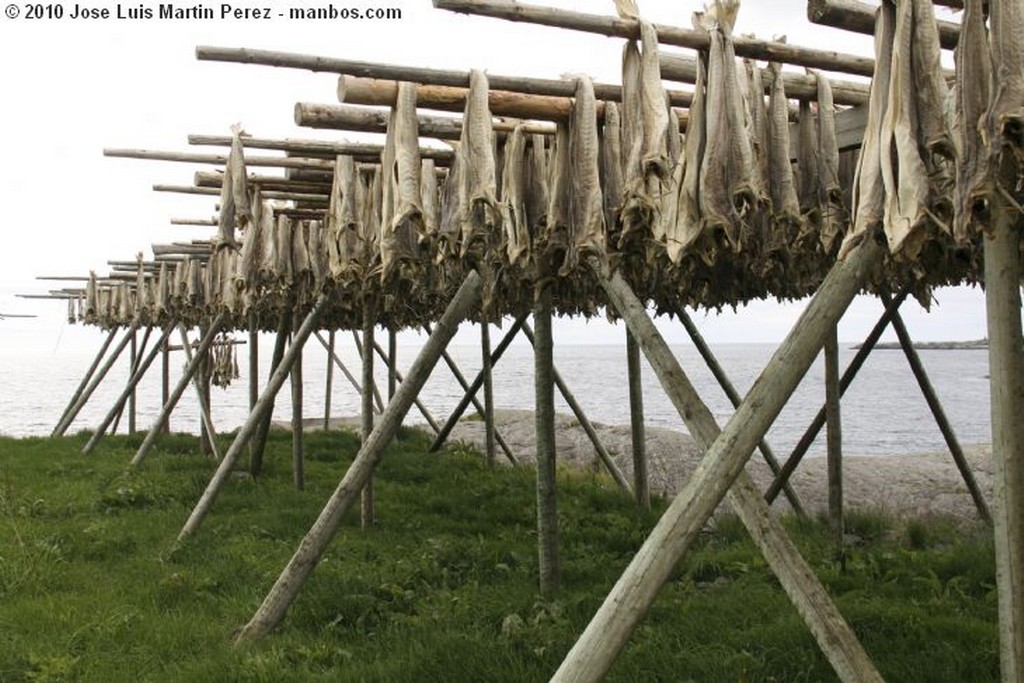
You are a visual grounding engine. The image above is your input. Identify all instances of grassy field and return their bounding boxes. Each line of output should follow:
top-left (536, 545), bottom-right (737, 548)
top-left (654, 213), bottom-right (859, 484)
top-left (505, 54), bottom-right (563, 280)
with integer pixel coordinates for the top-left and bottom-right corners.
top-left (0, 427), bottom-right (1000, 681)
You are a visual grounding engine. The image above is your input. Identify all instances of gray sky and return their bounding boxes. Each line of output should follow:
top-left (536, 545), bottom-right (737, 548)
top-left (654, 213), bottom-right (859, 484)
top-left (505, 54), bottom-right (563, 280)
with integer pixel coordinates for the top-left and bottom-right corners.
top-left (0, 0), bottom-right (986, 355)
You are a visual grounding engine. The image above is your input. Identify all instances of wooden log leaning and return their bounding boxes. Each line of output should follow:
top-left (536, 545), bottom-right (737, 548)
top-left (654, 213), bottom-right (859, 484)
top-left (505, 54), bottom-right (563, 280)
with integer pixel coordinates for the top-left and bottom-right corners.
top-left (433, 0), bottom-right (878, 77)
top-left (177, 297), bottom-right (328, 541)
top-left (983, 191), bottom-right (1024, 682)
top-left (54, 328), bottom-right (118, 435)
top-left (371, 341), bottom-right (440, 433)
top-left (53, 322), bottom-right (141, 437)
top-left (235, 271), bottom-right (482, 641)
top-left (554, 236), bottom-right (887, 682)
top-left (131, 313), bottom-right (229, 466)
top-left (82, 322), bottom-right (177, 454)
top-left (179, 325), bottom-right (222, 462)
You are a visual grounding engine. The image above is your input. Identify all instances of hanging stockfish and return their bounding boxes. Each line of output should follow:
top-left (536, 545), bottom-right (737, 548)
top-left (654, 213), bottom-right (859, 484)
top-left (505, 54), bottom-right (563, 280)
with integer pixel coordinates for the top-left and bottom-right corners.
top-left (561, 76), bottom-right (607, 277)
top-left (218, 248), bottom-right (239, 314)
top-left (327, 155), bottom-right (364, 283)
top-left (667, 108), bottom-right (682, 167)
top-left (619, 17), bottom-right (670, 246)
top-left (456, 70), bottom-right (500, 262)
top-left (171, 259), bottom-right (186, 307)
top-left (421, 159), bottom-right (440, 241)
top-left (525, 133), bottom-right (550, 241)
top-left (660, 50), bottom-right (706, 264)
top-left (542, 122), bottom-right (571, 269)
top-left (379, 82), bottom-right (424, 282)
top-left (291, 220), bottom-right (313, 305)
top-left (117, 282), bottom-right (132, 323)
top-left (601, 102), bottom-right (625, 243)
top-left (984, 0), bottom-right (1024, 165)
top-left (155, 262), bottom-right (168, 319)
top-left (203, 253), bottom-right (218, 312)
top-left (274, 214), bottom-right (294, 287)
top-left (235, 196), bottom-right (267, 312)
top-left (211, 331), bottom-right (239, 388)
top-left (952, 0), bottom-right (991, 241)
top-left (306, 220), bottom-right (328, 292)
top-left (841, 2), bottom-right (895, 259)
top-left (257, 202), bottom-right (279, 284)
top-left (500, 125), bottom-right (531, 268)
top-left (214, 125), bottom-right (253, 251)
top-left (134, 254), bottom-right (148, 320)
top-left (186, 257), bottom-right (201, 306)
top-left (811, 69), bottom-right (846, 255)
top-left (85, 271), bottom-right (98, 321)
top-left (767, 56), bottom-right (801, 229)
top-left (797, 100), bottom-right (822, 243)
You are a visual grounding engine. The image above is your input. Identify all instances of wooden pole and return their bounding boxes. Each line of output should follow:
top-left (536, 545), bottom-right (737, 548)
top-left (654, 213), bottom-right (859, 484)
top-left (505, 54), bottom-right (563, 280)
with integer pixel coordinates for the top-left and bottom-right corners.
top-left (825, 326), bottom-right (844, 549)
top-left (251, 313), bottom-right (292, 477)
top-left (177, 298), bottom-right (328, 540)
top-left (130, 313), bottom-right (228, 467)
top-left (433, 0), bottom-right (877, 77)
top-left (188, 133), bottom-right (456, 164)
top-left (128, 330), bottom-right (138, 434)
top-left (533, 283), bottom-right (560, 596)
top-left (352, 330), bottom-right (386, 413)
top-left (555, 261), bottom-right (884, 682)
top-left (481, 321), bottom-right (496, 467)
top-left (323, 330), bottom-right (335, 431)
top-left (983, 190), bottom-right (1024, 682)
top-left (104, 148), bottom-right (335, 171)
top-left (177, 325), bottom-right (223, 462)
top-left (883, 295), bottom-right (992, 523)
top-left (764, 286), bottom-right (911, 504)
top-left (807, 0), bottom-right (960, 50)
top-left (678, 311), bottom-right (806, 516)
top-left (361, 300), bottom-right (376, 530)
top-left (53, 322), bottom-right (140, 437)
top-left (626, 331), bottom-right (649, 509)
top-left (197, 322), bottom-right (213, 457)
top-left (371, 341), bottom-right (440, 431)
top-left (429, 315), bottom-right (526, 452)
top-left (521, 322), bottom-right (632, 493)
top-left (235, 272), bottom-right (482, 641)
top-left (161, 335), bottom-right (171, 435)
top-left (292, 332), bottom-right (305, 491)
top-left (423, 323), bottom-right (519, 465)
top-left (54, 328), bottom-right (118, 434)
top-left (81, 322), bottom-right (176, 454)
top-left (387, 328), bottom-right (397, 401)
top-left (111, 325), bottom-right (153, 437)
top-left (248, 312), bottom-right (259, 412)
top-left (314, 331), bottom-right (375, 409)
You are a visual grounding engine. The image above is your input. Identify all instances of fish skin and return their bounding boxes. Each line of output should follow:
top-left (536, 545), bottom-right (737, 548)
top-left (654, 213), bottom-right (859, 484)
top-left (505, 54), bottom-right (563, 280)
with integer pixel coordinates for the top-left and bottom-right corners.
top-left (525, 133), bottom-right (550, 234)
top-left (458, 70), bottom-right (500, 259)
top-left (562, 76), bottom-right (607, 277)
top-left (639, 18), bottom-right (670, 182)
top-left (811, 68), bottom-right (847, 254)
top-left (420, 159), bottom-right (439, 240)
top-left (664, 51), bottom-right (706, 263)
top-left (985, 0), bottom-right (1024, 152)
top-left (500, 125), bottom-right (530, 267)
top-left (699, 21), bottom-right (739, 249)
top-left (601, 101), bottom-right (625, 239)
top-left (379, 81), bottom-right (424, 281)
top-left (767, 59), bottom-right (801, 224)
top-left (953, 0), bottom-right (991, 241)
top-left (910, 0), bottom-right (953, 160)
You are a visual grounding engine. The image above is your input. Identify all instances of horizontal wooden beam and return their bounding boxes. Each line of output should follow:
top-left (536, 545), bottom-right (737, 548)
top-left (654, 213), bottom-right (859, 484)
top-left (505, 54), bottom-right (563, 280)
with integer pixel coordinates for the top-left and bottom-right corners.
top-left (152, 184), bottom-right (329, 205)
top-left (171, 218), bottom-right (218, 226)
top-left (194, 171), bottom-right (330, 194)
top-left (105, 148), bottom-right (335, 170)
top-left (195, 45), bottom-right (695, 106)
top-left (807, 0), bottom-right (960, 50)
top-left (433, 0), bottom-right (877, 77)
top-left (187, 133), bottom-right (455, 165)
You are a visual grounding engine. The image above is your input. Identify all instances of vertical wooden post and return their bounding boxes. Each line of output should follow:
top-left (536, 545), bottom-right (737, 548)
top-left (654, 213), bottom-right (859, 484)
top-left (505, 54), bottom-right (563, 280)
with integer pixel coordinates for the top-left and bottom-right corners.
top-left (53, 322), bottom-right (140, 437)
top-left (177, 297), bottom-right (328, 539)
top-left (316, 331), bottom-right (365, 398)
top-left (324, 330), bottom-right (335, 430)
top-left (352, 330), bottom-right (386, 412)
top-left (765, 287), bottom-right (911, 503)
top-left (534, 283), bottom-right (560, 596)
top-left (372, 341), bottom-right (442, 431)
top-left (679, 311), bottom-right (806, 515)
top-left (131, 313), bottom-right (228, 466)
top-left (161, 335), bottom-right (171, 435)
top-left (481, 320), bottom-right (497, 467)
top-left (177, 325), bottom-right (222, 462)
top-left (361, 299), bottom-right (376, 530)
top-left (128, 329), bottom-right (138, 434)
top-left (626, 330), bottom-right (649, 508)
top-left (249, 311), bottom-right (259, 412)
top-left (429, 315), bottom-right (526, 452)
top-left (984, 191), bottom-right (1024, 682)
top-left (251, 313), bottom-right (291, 477)
top-left (883, 294), bottom-right (992, 523)
top-left (111, 325), bottom-right (153, 437)
top-left (825, 325), bottom-right (843, 550)
top-left (554, 237), bottom-right (885, 682)
top-left (292, 331), bottom-right (305, 491)
top-left (54, 328), bottom-right (118, 434)
top-left (388, 327), bottom-right (398, 401)
top-left (198, 323), bottom-right (213, 457)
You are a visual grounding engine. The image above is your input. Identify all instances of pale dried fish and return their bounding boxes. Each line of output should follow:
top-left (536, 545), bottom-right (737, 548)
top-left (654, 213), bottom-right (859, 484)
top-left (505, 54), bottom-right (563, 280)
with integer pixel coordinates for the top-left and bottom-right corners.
top-left (953, 0), bottom-right (991, 241)
top-left (561, 76), bottom-right (607, 276)
top-left (500, 125), bottom-right (530, 267)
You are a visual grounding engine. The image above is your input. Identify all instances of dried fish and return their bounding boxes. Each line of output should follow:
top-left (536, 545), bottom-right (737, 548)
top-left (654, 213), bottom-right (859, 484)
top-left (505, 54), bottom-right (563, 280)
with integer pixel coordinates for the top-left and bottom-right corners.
top-left (662, 51), bottom-right (706, 263)
top-left (380, 82), bottom-right (424, 280)
top-left (953, 0), bottom-right (991, 241)
top-left (457, 70), bottom-right (500, 260)
top-left (812, 69), bottom-right (847, 254)
top-left (561, 76), bottom-right (607, 276)
top-left (500, 125), bottom-right (530, 267)
top-left (985, 0), bottom-right (1024, 153)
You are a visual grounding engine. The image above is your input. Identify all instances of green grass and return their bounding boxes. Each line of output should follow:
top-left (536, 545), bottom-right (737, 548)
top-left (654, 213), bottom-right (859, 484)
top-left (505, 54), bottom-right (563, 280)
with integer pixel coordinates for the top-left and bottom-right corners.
top-left (0, 428), bottom-right (999, 682)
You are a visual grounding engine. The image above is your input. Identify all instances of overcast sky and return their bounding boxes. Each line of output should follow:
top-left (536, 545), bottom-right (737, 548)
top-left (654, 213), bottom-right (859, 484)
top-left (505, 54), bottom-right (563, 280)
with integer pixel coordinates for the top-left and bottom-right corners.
top-left (0, 0), bottom-right (987, 356)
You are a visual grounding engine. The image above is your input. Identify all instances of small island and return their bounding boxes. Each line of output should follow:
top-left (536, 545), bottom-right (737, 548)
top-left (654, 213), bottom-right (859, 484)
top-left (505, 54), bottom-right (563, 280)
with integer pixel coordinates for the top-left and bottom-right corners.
top-left (854, 338), bottom-right (989, 351)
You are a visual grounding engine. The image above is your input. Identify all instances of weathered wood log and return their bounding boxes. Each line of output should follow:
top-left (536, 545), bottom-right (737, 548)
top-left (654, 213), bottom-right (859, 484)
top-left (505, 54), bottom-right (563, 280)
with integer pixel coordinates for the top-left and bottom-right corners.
top-left (127, 331), bottom-right (139, 434)
top-left (807, 0), bottom-right (960, 50)
top-left (194, 171), bottom-right (331, 194)
top-left (161, 337), bottom-right (171, 435)
top-left (153, 184), bottom-right (329, 205)
top-left (678, 311), bottom-right (806, 516)
top-left (361, 301), bottom-right (376, 530)
top-left (179, 325), bottom-right (222, 462)
top-left (292, 332), bottom-right (305, 491)
top-left (54, 328), bottom-right (118, 435)
top-left (983, 191), bottom-right (1024, 682)
top-left (481, 321), bottom-right (496, 467)
top-left (429, 315), bottom-right (526, 452)
top-left (884, 295), bottom-right (992, 523)
top-left (295, 102), bottom-right (555, 140)
top-left (557, 250), bottom-right (887, 682)
top-left (351, 330), bottom-right (386, 414)
top-left (626, 331), bottom-right (649, 509)
top-left (387, 328), bottom-right (397, 401)
top-left (660, 52), bottom-right (869, 106)
top-left (53, 322), bottom-right (140, 437)
top-left (533, 284), bottom-right (560, 597)
top-left (131, 313), bottom-right (228, 467)
top-left (197, 45), bottom-right (692, 105)
top-left (323, 330), bottom-right (335, 431)
top-left (251, 313), bottom-right (292, 476)
top-left (338, 75), bottom-right (691, 126)
top-left (177, 297), bottom-right (327, 540)
top-left (825, 326), bottom-right (843, 548)
top-left (188, 133), bottom-right (455, 165)
top-left (434, 0), bottom-right (877, 77)
top-left (171, 218), bottom-right (218, 226)
top-left (105, 148), bottom-right (335, 170)
top-left (248, 312), bottom-right (259, 413)
top-left (235, 272), bottom-right (482, 641)
top-left (764, 286), bottom-right (911, 504)
top-left (82, 322), bottom-right (176, 454)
